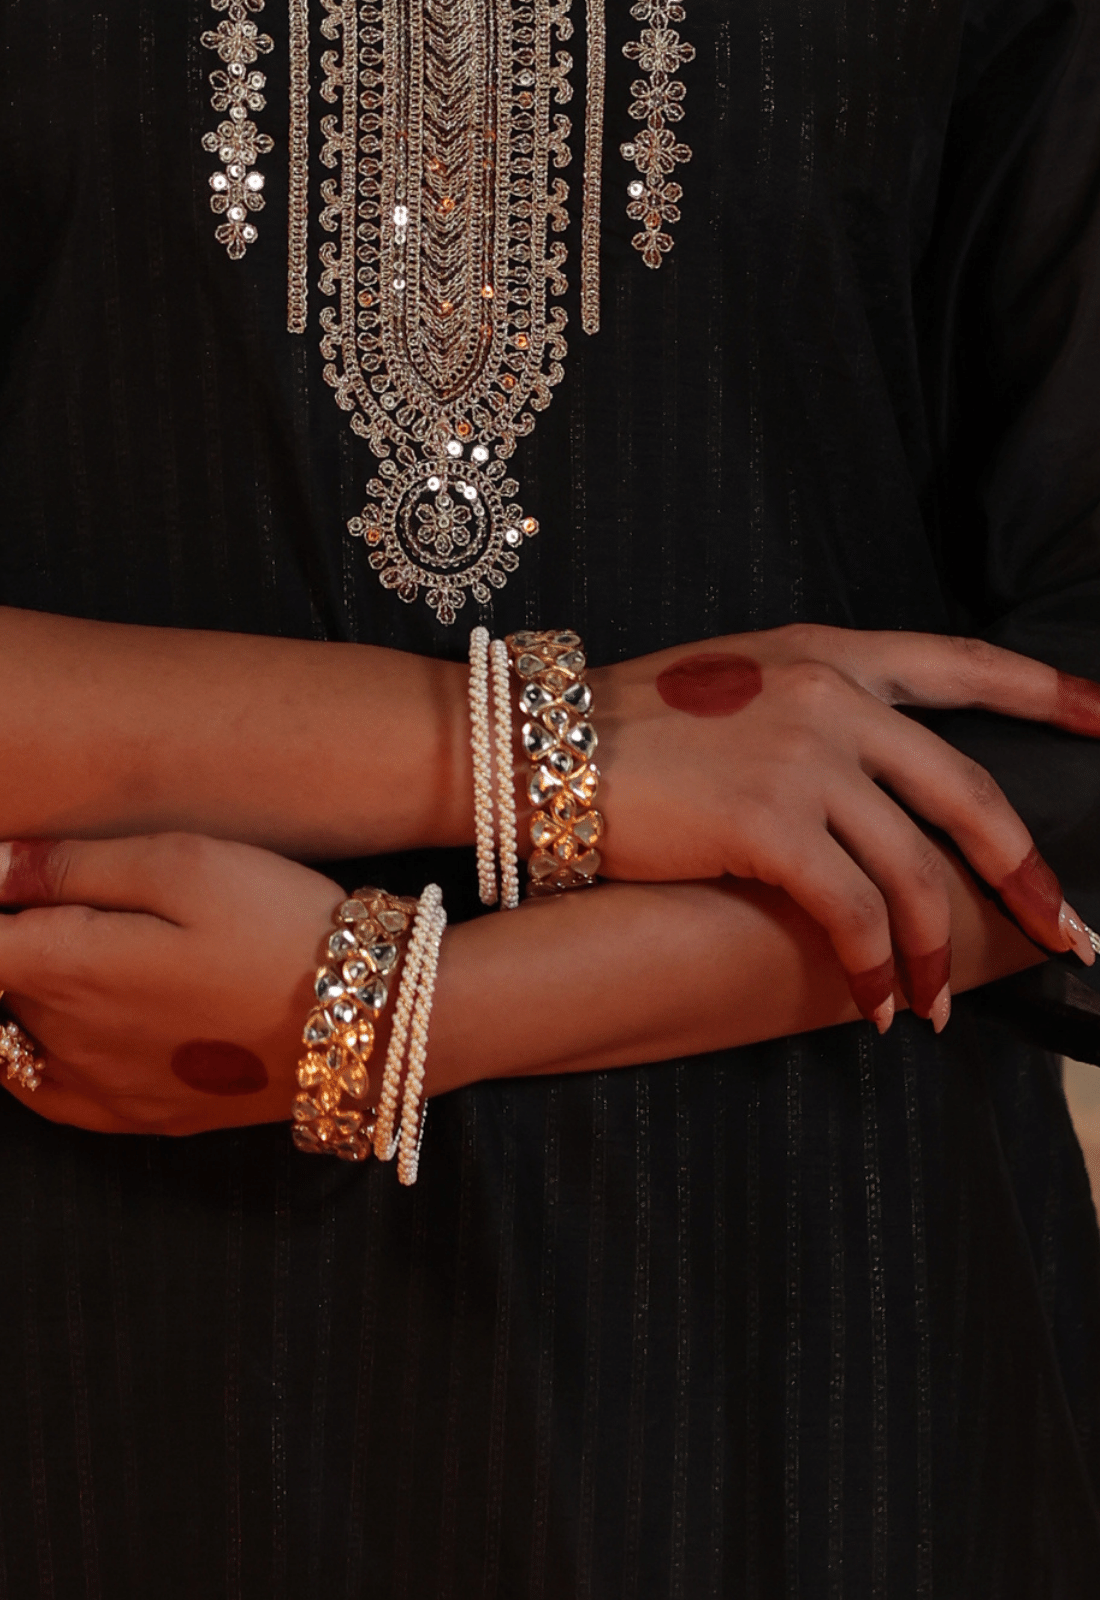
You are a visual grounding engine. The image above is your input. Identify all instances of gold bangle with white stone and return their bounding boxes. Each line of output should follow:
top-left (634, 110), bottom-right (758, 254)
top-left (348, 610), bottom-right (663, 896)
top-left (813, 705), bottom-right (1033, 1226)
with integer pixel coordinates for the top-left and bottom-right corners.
top-left (291, 886), bottom-right (418, 1162)
top-left (505, 630), bottom-right (604, 894)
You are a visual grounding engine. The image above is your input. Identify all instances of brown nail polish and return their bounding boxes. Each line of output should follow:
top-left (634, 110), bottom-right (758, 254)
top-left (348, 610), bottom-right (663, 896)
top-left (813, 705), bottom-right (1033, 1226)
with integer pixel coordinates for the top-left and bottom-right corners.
top-left (998, 848), bottom-right (1064, 948)
top-left (849, 956), bottom-right (896, 1024)
top-left (896, 941), bottom-right (951, 1019)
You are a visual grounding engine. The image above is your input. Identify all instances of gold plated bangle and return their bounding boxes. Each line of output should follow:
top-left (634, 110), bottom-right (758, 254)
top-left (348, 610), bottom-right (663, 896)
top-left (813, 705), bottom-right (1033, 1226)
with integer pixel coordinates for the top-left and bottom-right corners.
top-left (506, 630), bottom-right (605, 894)
top-left (292, 886), bottom-right (418, 1162)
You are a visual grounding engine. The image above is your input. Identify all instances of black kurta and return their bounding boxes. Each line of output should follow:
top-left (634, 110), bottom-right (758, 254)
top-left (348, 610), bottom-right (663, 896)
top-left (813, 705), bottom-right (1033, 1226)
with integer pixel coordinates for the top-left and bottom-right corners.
top-left (2, 0), bottom-right (1100, 1592)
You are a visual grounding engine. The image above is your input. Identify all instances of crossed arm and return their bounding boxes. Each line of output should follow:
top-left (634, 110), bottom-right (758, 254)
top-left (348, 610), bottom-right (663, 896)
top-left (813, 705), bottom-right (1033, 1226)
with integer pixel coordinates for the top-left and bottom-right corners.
top-left (0, 605), bottom-right (1092, 1134)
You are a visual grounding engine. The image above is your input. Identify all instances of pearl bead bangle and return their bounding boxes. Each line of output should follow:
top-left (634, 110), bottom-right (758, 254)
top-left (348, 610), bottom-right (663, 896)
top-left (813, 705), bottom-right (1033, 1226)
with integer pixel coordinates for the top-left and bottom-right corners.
top-left (373, 883), bottom-right (445, 1167)
top-left (468, 627), bottom-right (498, 905)
top-left (396, 896), bottom-right (447, 1185)
top-left (489, 636), bottom-right (521, 910)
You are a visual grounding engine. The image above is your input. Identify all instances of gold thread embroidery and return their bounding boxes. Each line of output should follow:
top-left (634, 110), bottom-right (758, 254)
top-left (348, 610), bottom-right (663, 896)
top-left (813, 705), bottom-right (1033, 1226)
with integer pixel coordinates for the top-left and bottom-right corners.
top-left (320, 0), bottom-right (575, 625)
top-left (581, 0), bottom-right (606, 335)
top-left (200, 0), bottom-right (275, 259)
top-left (288, 0), bottom-right (310, 332)
top-left (620, 0), bottom-right (694, 267)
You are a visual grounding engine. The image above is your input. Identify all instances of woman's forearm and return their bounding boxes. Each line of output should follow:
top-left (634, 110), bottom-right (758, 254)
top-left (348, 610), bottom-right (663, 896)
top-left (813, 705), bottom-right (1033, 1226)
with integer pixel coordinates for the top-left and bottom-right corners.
top-left (0, 606), bottom-right (473, 855)
top-left (425, 844), bottom-right (1045, 1096)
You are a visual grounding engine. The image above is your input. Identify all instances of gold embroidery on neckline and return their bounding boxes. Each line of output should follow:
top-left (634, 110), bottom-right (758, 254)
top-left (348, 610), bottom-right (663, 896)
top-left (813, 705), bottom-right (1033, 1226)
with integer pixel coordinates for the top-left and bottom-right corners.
top-left (581, 0), bottom-right (607, 334)
top-left (287, 0), bottom-right (310, 331)
top-left (621, 0), bottom-right (694, 267)
top-left (319, 0), bottom-right (576, 625)
top-left (200, 0), bottom-right (274, 259)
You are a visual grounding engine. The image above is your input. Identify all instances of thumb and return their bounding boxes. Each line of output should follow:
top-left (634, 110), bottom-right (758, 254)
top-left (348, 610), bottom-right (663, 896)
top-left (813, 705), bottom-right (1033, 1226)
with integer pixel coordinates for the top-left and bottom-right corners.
top-left (0, 835), bottom-right (189, 921)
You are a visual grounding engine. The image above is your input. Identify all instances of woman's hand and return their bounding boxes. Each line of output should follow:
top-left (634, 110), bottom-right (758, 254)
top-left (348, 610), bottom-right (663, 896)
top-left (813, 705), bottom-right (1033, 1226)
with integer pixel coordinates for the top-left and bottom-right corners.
top-left (0, 835), bottom-right (345, 1134)
top-left (590, 623), bottom-right (1097, 1026)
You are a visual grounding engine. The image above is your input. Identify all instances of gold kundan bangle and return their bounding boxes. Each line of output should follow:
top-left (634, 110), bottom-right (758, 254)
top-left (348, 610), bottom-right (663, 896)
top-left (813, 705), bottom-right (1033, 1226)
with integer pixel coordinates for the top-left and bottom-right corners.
top-left (506, 629), bottom-right (605, 894)
top-left (292, 886), bottom-right (419, 1162)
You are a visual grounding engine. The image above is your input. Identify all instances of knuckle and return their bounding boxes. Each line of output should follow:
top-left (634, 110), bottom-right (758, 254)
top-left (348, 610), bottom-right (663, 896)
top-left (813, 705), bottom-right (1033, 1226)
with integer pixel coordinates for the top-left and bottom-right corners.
top-left (838, 884), bottom-right (887, 938)
top-left (960, 759), bottom-right (1004, 812)
top-left (775, 727), bottom-right (825, 771)
top-left (775, 621), bottom-right (822, 656)
top-left (946, 633), bottom-right (997, 665)
top-left (158, 831), bottom-right (214, 881)
top-left (29, 907), bottom-right (102, 995)
top-left (784, 659), bottom-right (845, 709)
top-left (947, 635), bottom-right (999, 679)
top-left (911, 840), bottom-right (946, 891)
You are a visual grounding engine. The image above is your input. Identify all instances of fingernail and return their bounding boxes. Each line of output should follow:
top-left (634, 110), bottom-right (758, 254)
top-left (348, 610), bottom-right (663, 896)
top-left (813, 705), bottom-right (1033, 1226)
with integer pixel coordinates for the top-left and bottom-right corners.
top-left (1060, 903), bottom-right (1097, 966)
top-left (850, 957), bottom-right (895, 1026)
top-left (930, 983), bottom-right (951, 1034)
top-left (872, 994), bottom-right (895, 1035)
top-left (896, 941), bottom-right (952, 1020)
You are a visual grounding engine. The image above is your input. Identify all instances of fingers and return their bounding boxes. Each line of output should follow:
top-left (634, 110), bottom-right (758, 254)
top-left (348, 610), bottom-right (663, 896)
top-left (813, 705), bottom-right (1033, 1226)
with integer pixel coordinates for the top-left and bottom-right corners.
top-left (825, 780), bottom-right (954, 1028)
top-left (758, 830), bottom-right (898, 1031)
top-left (0, 835), bottom-right (194, 919)
top-left (858, 703), bottom-right (1095, 961)
top-left (0, 902), bottom-right (174, 1003)
top-left (789, 625), bottom-right (1100, 738)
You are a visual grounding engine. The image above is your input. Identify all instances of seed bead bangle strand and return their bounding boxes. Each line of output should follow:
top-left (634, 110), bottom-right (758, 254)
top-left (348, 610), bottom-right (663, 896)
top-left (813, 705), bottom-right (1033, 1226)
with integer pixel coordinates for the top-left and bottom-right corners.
top-left (396, 897), bottom-right (447, 1185)
top-left (489, 636), bottom-right (521, 910)
top-left (469, 628), bottom-right (498, 905)
top-left (373, 884), bottom-right (444, 1160)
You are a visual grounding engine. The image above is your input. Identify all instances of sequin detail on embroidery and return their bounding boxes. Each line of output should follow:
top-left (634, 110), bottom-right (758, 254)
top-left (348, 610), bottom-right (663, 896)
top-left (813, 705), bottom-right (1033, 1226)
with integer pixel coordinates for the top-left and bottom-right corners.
top-left (620, 0), bottom-right (694, 267)
top-left (319, 0), bottom-right (575, 625)
top-left (201, 0), bottom-right (274, 259)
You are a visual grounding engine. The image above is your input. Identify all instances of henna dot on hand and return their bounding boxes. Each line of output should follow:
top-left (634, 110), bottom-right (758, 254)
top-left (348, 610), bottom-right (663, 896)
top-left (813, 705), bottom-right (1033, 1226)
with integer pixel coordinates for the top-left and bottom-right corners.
top-left (170, 1041), bottom-right (269, 1096)
top-left (655, 653), bottom-right (763, 717)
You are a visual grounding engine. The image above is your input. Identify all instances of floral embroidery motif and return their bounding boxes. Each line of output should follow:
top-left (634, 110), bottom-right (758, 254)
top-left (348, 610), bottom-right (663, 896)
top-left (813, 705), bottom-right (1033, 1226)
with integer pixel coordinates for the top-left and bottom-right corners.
top-left (319, 0), bottom-right (576, 624)
top-left (200, 0), bottom-right (274, 259)
top-left (620, 0), bottom-right (694, 267)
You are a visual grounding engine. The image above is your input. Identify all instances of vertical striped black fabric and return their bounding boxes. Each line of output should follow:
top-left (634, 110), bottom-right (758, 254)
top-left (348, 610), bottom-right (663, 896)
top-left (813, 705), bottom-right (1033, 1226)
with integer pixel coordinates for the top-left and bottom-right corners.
top-left (3, 0), bottom-right (1100, 1592)
top-left (2, 1014), bottom-right (1100, 1593)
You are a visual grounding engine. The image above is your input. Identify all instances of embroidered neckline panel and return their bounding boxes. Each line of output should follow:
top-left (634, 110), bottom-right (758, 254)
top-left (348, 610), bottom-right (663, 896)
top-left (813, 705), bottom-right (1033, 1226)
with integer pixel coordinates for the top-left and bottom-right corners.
top-left (318, 0), bottom-right (576, 623)
top-left (197, 0), bottom-right (694, 624)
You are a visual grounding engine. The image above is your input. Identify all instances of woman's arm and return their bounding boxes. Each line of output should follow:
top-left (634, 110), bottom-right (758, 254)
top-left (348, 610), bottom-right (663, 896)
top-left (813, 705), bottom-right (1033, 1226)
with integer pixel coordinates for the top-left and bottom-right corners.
top-left (1, 605), bottom-right (1095, 1018)
top-left (0, 827), bottom-right (1043, 1136)
top-left (0, 605), bottom-right (474, 854)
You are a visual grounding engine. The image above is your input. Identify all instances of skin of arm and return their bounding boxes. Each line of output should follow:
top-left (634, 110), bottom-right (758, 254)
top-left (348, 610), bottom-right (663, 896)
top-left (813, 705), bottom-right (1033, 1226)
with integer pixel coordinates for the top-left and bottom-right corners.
top-left (0, 606), bottom-right (1086, 1041)
top-left (424, 841), bottom-right (1042, 1095)
top-left (0, 828), bottom-right (1043, 1135)
top-left (0, 606), bottom-right (474, 855)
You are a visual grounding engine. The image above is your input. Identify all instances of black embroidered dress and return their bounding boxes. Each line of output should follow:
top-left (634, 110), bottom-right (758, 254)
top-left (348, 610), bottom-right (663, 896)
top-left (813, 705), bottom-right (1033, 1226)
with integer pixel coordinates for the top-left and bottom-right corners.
top-left (2, 0), bottom-right (1100, 1592)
